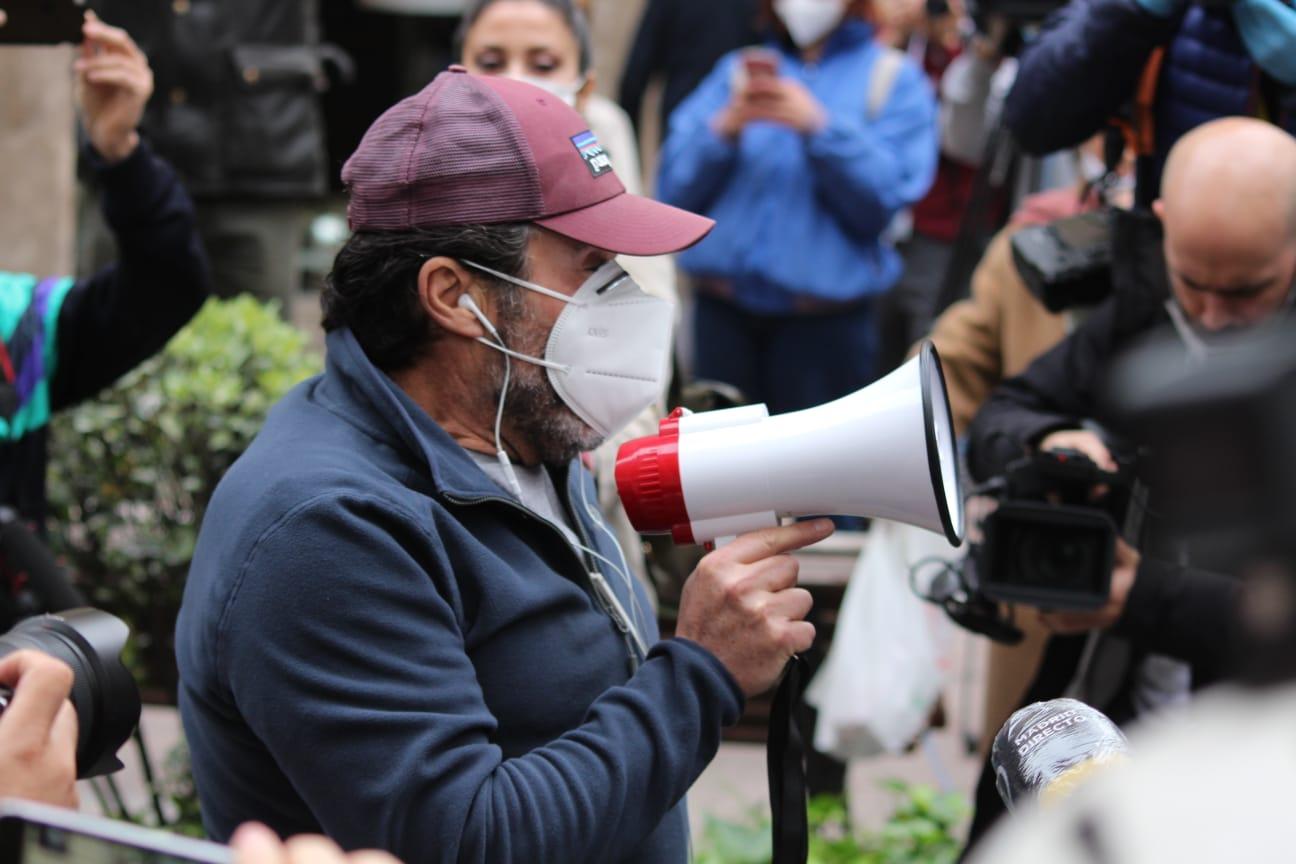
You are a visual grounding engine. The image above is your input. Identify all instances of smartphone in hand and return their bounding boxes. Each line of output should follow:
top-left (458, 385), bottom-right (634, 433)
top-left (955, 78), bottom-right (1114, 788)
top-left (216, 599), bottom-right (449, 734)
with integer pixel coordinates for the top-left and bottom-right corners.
top-left (0, 0), bottom-right (85, 45)
top-left (733, 47), bottom-right (781, 91)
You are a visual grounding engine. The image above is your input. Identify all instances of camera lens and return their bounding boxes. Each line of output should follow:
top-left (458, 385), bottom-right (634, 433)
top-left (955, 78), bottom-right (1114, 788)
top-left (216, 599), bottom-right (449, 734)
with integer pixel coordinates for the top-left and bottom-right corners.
top-left (1017, 529), bottom-right (1097, 591)
top-left (0, 609), bottom-right (141, 778)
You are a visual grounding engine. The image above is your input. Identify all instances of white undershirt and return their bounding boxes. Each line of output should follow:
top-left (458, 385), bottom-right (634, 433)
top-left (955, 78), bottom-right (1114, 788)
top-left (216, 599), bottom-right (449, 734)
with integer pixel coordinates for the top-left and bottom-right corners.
top-left (467, 451), bottom-right (581, 547)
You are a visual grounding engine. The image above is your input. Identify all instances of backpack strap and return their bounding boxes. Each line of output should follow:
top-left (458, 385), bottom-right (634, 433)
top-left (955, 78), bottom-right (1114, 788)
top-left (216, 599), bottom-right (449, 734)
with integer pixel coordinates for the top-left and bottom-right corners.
top-left (868, 46), bottom-right (906, 119)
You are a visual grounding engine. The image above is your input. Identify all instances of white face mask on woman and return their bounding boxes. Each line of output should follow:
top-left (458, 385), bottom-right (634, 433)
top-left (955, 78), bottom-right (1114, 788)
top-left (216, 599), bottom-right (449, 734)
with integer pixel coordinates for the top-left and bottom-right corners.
top-left (774, 0), bottom-right (848, 48)
top-left (514, 74), bottom-right (586, 108)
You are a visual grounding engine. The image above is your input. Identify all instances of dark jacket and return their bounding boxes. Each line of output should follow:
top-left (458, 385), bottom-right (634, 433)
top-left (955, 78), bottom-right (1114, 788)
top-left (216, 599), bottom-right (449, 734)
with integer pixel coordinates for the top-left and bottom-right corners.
top-left (175, 328), bottom-right (744, 863)
top-left (618, 0), bottom-right (759, 140)
top-left (965, 286), bottom-right (1242, 677)
top-left (0, 141), bottom-right (208, 529)
top-left (90, 0), bottom-right (329, 199)
top-left (1002, 0), bottom-right (1296, 203)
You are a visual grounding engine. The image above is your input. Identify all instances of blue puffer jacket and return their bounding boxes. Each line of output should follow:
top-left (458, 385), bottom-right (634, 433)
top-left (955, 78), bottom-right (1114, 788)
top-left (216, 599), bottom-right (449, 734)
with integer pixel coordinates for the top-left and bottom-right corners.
top-left (1003, 0), bottom-right (1296, 200)
top-left (176, 328), bottom-right (743, 863)
top-left (656, 20), bottom-right (937, 314)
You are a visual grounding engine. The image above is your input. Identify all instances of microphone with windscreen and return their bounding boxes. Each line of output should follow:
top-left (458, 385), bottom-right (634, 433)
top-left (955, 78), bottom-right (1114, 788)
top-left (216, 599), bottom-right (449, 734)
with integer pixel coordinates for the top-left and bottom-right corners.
top-left (993, 698), bottom-right (1130, 811)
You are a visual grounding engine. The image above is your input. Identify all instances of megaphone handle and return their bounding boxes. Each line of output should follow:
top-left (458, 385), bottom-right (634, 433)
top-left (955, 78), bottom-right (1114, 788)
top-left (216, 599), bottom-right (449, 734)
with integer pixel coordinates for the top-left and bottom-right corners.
top-left (767, 655), bottom-right (809, 864)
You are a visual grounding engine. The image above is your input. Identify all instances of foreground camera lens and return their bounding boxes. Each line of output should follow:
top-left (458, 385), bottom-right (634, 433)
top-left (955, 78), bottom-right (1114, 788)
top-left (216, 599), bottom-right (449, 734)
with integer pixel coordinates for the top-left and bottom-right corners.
top-left (0, 609), bottom-right (141, 777)
top-left (1019, 533), bottom-right (1097, 591)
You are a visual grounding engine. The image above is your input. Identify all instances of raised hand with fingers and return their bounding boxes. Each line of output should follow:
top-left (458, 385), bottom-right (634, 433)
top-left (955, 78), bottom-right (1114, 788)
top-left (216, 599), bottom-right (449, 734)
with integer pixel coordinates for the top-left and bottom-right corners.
top-left (0, 650), bottom-right (79, 809)
top-left (743, 77), bottom-right (829, 135)
top-left (74, 12), bottom-right (154, 164)
top-left (674, 519), bottom-right (834, 696)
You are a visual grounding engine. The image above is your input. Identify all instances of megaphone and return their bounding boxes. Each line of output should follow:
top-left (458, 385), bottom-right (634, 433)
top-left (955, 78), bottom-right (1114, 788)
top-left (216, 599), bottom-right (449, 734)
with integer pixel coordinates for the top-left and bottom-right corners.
top-left (616, 341), bottom-right (964, 545)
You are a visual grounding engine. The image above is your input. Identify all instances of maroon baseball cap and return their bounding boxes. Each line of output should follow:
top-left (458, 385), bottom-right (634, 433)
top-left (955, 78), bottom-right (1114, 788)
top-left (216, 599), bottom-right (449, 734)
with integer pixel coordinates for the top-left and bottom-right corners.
top-left (342, 66), bottom-right (713, 256)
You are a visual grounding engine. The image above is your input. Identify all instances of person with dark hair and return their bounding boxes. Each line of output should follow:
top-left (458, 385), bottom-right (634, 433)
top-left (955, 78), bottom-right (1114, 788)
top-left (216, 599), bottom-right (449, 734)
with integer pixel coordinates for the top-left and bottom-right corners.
top-left (456, 0), bottom-right (593, 77)
top-left (177, 67), bottom-right (835, 864)
top-left (0, 14), bottom-right (208, 628)
top-left (960, 117), bottom-right (1296, 855)
top-left (657, 0), bottom-right (938, 416)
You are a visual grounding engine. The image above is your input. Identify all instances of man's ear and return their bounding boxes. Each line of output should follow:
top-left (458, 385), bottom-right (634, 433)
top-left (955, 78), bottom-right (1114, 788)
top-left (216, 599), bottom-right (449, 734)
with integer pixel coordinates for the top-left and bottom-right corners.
top-left (1152, 198), bottom-right (1165, 222)
top-left (418, 257), bottom-right (487, 340)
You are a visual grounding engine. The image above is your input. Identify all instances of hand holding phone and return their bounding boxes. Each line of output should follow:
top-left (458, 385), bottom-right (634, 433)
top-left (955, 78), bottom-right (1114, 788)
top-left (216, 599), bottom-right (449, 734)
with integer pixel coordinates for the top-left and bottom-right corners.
top-left (740, 48), bottom-right (780, 85)
top-left (715, 48), bottom-right (783, 139)
top-left (74, 12), bottom-right (153, 164)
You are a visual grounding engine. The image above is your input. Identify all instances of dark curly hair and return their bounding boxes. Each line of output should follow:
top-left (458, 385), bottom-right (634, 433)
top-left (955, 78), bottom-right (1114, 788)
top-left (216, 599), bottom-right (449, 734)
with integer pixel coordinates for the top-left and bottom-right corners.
top-left (321, 224), bottom-right (531, 372)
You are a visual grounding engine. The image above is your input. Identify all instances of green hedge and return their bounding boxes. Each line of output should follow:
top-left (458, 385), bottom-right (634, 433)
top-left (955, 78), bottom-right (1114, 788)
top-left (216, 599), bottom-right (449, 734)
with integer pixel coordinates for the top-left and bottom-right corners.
top-left (47, 296), bottom-right (322, 701)
top-left (696, 784), bottom-right (968, 864)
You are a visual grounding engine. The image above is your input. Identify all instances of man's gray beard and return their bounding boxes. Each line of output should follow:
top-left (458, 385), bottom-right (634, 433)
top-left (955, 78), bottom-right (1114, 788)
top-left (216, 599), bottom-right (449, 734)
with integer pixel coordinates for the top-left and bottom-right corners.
top-left (492, 298), bottom-right (604, 466)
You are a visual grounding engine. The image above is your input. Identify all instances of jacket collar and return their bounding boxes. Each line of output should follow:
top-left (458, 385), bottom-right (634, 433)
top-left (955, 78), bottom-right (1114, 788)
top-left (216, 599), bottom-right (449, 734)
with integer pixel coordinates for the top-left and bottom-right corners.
top-left (319, 327), bottom-right (519, 502)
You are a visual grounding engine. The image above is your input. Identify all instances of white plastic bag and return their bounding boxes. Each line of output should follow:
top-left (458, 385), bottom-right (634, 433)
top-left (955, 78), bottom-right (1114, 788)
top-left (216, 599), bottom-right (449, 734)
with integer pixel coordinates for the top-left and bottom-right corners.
top-left (805, 521), bottom-right (958, 759)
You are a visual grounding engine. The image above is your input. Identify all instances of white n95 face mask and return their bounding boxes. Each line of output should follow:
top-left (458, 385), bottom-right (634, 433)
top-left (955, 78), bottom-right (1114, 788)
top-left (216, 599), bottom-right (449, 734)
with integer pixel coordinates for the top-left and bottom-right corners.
top-left (774, 0), bottom-right (847, 48)
top-left (514, 74), bottom-right (586, 108)
top-left (461, 259), bottom-right (673, 440)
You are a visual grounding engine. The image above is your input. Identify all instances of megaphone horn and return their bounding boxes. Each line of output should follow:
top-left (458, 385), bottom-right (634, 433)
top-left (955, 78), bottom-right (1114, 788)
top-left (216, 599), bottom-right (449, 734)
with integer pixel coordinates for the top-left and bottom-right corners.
top-left (616, 341), bottom-right (965, 546)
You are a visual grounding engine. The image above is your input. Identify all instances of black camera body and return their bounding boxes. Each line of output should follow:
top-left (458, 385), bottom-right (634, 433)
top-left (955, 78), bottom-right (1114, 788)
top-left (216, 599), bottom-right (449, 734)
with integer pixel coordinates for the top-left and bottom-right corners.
top-left (972, 448), bottom-right (1141, 610)
top-left (1011, 210), bottom-right (1115, 313)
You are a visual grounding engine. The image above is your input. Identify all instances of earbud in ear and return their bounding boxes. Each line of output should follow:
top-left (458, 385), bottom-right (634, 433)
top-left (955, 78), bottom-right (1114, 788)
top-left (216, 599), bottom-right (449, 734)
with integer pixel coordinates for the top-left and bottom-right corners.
top-left (457, 294), bottom-right (501, 340)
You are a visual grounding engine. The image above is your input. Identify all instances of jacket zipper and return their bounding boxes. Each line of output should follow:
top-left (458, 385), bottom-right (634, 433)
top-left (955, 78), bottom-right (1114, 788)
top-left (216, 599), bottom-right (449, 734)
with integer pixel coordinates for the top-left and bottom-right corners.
top-left (442, 491), bottom-right (644, 672)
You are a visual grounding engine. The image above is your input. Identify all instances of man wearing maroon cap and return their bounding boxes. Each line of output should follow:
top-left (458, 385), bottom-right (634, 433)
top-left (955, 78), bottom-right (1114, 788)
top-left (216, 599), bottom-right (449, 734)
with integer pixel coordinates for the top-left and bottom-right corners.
top-left (176, 68), bottom-right (833, 863)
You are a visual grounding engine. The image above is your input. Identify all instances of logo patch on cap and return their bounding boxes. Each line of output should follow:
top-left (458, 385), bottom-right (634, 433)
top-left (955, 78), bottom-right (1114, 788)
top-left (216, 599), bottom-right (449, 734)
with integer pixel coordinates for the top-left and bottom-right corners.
top-left (571, 131), bottom-right (613, 178)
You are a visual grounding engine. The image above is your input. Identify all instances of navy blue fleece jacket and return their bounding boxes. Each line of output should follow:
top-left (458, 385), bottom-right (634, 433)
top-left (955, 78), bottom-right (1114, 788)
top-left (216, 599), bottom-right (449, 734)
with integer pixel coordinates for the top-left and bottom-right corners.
top-left (175, 328), bottom-right (744, 863)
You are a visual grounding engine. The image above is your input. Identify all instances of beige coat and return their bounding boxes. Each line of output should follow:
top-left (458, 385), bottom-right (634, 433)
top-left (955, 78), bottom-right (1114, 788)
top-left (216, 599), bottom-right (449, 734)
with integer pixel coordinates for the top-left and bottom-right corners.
top-left (924, 224), bottom-right (1068, 747)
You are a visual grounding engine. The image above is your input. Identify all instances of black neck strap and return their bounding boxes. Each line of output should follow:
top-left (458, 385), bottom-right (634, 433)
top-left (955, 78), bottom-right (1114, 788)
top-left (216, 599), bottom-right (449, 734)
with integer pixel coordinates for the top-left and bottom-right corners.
top-left (768, 656), bottom-right (808, 864)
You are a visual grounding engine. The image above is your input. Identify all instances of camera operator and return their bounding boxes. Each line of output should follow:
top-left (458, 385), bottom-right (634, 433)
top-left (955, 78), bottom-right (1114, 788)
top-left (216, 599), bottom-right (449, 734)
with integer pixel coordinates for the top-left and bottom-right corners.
top-left (0, 650), bottom-right (77, 809)
top-left (0, 15), bottom-right (208, 624)
top-left (968, 315), bottom-right (1296, 864)
top-left (959, 115), bottom-right (1296, 852)
top-left (1001, 0), bottom-right (1295, 208)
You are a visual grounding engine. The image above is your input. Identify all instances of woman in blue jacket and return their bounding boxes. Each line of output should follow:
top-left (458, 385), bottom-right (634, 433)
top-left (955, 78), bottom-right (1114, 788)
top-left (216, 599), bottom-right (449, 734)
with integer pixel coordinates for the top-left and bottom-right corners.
top-left (657, 0), bottom-right (938, 414)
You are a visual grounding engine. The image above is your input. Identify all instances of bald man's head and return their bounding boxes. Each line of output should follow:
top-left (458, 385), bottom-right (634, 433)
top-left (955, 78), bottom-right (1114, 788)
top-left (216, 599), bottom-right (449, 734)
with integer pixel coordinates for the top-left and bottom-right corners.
top-left (1156, 118), bottom-right (1296, 333)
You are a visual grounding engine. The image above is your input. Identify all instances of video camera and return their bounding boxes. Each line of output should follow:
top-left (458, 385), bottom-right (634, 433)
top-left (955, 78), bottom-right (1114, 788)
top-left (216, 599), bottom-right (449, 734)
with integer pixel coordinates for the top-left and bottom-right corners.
top-left (973, 447), bottom-right (1142, 609)
top-left (916, 447), bottom-right (1145, 642)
